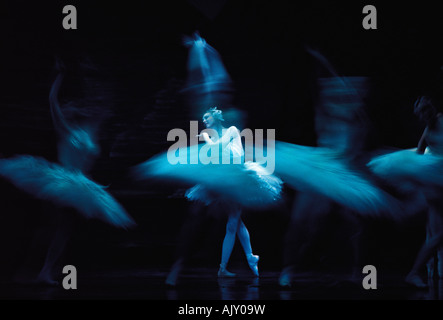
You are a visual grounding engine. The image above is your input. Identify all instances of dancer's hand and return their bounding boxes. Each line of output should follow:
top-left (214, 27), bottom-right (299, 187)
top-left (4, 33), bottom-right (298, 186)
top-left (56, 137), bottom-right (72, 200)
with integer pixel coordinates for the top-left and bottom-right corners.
top-left (196, 132), bottom-right (211, 143)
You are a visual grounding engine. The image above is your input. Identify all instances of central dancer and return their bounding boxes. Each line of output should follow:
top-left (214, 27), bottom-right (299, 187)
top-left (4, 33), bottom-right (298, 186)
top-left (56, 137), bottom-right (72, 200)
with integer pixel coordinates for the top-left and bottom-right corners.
top-left (134, 33), bottom-right (283, 285)
top-left (188, 106), bottom-right (259, 277)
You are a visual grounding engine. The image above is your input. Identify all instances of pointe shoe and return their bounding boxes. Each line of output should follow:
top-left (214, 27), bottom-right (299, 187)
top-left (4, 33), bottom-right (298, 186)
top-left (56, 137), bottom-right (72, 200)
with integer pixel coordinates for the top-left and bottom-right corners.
top-left (279, 268), bottom-right (292, 287)
top-left (165, 260), bottom-right (182, 287)
top-left (218, 266), bottom-right (236, 278)
top-left (247, 254), bottom-right (259, 277)
top-left (165, 270), bottom-right (179, 287)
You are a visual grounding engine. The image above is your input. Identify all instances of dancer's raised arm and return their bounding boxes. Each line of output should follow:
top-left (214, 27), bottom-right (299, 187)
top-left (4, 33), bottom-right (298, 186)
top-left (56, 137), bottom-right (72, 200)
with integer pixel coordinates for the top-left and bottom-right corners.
top-left (49, 61), bottom-right (70, 136)
top-left (417, 127), bottom-right (429, 154)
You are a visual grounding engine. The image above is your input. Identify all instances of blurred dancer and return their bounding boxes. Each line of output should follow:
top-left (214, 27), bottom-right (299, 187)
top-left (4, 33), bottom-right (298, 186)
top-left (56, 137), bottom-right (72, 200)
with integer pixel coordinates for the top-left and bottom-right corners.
top-left (368, 95), bottom-right (443, 288)
top-left (277, 49), bottom-right (402, 287)
top-left (415, 96), bottom-right (443, 282)
top-left (182, 32), bottom-right (233, 118)
top-left (0, 60), bottom-right (134, 285)
top-left (146, 33), bottom-right (279, 285)
top-left (404, 96), bottom-right (442, 288)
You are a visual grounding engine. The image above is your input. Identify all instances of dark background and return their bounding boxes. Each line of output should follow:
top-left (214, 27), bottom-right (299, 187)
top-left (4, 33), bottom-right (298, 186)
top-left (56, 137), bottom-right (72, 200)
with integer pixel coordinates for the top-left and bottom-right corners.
top-left (1, 1), bottom-right (442, 283)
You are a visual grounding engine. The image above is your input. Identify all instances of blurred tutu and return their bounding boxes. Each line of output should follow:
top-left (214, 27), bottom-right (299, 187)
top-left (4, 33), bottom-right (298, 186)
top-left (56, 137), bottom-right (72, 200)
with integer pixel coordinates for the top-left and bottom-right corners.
top-left (133, 145), bottom-right (282, 210)
top-left (185, 161), bottom-right (283, 207)
top-left (367, 148), bottom-right (443, 196)
top-left (274, 141), bottom-right (402, 218)
top-left (0, 155), bottom-right (135, 229)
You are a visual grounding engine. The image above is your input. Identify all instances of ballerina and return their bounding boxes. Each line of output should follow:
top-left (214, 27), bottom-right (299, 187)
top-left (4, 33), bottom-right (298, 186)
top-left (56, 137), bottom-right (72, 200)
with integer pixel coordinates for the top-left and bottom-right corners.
top-left (132, 33), bottom-right (281, 286)
top-left (276, 48), bottom-right (406, 287)
top-left (190, 107), bottom-right (265, 277)
top-left (369, 95), bottom-right (443, 288)
top-left (0, 60), bottom-right (135, 285)
top-left (134, 106), bottom-right (283, 285)
top-left (415, 96), bottom-right (443, 282)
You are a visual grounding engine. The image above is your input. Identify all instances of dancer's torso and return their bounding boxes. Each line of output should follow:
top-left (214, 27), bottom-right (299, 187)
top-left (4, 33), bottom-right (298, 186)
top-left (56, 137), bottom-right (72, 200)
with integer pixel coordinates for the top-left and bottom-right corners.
top-left (58, 128), bottom-right (99, 173)
top-left (426, 116), bottom-right (443, 156)
top-left (215, 126), bottom-right (244, 162)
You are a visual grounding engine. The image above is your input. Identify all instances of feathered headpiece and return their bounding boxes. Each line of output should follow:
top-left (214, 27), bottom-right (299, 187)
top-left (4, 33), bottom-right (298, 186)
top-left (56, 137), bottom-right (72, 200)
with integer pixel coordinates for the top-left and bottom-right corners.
top-left (206, 106), bottom-right (224, 121)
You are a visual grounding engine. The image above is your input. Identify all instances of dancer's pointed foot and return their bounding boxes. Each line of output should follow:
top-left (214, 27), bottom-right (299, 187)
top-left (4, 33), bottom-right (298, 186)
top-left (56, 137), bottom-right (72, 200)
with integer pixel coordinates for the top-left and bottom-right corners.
top-left (405, 274), bottom-right (428, 289)
top-left (165, 271), bottom-right (178, 287)
top-left (247, 254), bottom-right (259, 277)
top-left (165, 260), bottom-right (182, 287)
top-left (218, 266), bottom-right (236, 278)
top-left (279, 267), bottom-right (292, 287)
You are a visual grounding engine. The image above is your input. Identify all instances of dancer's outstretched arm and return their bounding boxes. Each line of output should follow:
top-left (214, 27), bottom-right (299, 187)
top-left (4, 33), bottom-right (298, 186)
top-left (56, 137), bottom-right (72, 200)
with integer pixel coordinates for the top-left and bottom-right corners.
top-left (49, 63), bottom-right (71, 137)
top-left (200, 126), bottom-right (239, 146)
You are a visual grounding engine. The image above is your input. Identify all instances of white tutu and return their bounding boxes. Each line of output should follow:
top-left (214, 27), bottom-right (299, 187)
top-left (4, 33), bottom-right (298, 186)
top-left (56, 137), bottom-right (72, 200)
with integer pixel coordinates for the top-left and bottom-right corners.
top-left (184, 161), bottom-right (283, 208)
top-left (367, 148), bottom-right (443, 196)
top-left (133, 145), bottom-right (283, 210)
top-left (0, 155), bottom-right (135, 229)
top-left (273, 141), bottom-right (401, 217)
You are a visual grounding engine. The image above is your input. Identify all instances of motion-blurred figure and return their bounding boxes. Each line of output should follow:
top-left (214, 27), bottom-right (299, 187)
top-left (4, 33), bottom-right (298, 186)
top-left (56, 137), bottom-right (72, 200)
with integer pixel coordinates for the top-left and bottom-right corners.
top-left (369, 95), bottom-right (443, 288)
top-left (182, 32), bottom-right (233, 118)
top-left (0, 60), bottom-right (135, 285)
top-left (277, 48), bottom-right (403, 287)
top-left (133, 33), bottom-right (281, 286)
top-left (135, 107), bottom-right (282, 285)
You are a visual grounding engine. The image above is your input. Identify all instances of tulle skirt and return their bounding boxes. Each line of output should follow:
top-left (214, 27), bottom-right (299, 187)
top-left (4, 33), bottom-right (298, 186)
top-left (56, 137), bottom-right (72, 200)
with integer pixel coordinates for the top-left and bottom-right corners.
top-left (367, 148), bottom-right (443, 199)
top-left (133, 145), bottom-right (283, 210)
top-left (0, 155), bottom-right (135, 229)
top-left (184, 162), bottom-right (283, 208)
top-left (273, 141), bottom-right (402, 218)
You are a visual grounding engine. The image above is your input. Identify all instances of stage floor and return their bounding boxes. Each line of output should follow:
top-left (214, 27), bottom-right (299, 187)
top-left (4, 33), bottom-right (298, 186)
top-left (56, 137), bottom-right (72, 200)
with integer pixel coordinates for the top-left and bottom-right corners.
top-left (1, 267), bottom-right (441, 300)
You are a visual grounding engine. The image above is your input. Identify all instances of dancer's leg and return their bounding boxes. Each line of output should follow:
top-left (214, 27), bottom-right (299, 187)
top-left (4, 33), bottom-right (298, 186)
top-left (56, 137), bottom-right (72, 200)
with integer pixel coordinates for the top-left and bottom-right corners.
top-left (438, 247), bottom-right (443, 278)
top-left (429, 204), bottom-right (443, 278)
top-left (237, 219), bottom-right (259, 276)
top-left (219, 209), bottom-right (241, 277)
top-left (426, 222), bottom-right (435, 279)
top-left (237, 220), bottom-right (252, 256)
top-left (279, 193), bottom-right (311, 286)
top-left (428, 202), bottom-right (443, 278)
top-left (406, 205), bottom-right (443, 288)
top-left (344, 212), bottom-right (365, 281)
top-left (36, 210), bottom-right (76, 285)
top-left (279, 192), bottom-right (330, 286)
top-left (166, 202), bottom-right (207, 286)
